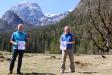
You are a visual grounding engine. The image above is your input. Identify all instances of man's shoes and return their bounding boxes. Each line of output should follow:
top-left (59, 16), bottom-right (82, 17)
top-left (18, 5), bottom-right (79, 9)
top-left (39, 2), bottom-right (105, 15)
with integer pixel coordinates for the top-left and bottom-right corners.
top-left (71, 70), bottom-right (75, 73)
top-left (61, 70), bottom-right (65, 73)
top-left (17, 71), bottom-right (22, 74)
top-left (9, 70), bottom-right (13, 74)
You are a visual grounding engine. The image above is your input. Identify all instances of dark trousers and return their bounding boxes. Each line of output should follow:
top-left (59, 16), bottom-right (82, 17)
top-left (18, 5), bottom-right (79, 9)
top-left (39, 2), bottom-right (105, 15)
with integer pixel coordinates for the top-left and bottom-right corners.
top-left (9, 49), bottom-right (24, 72)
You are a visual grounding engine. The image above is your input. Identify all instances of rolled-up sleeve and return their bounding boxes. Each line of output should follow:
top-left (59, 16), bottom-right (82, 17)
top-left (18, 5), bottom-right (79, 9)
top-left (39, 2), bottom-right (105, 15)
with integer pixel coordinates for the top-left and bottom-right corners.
top-left (10, 33), bottom-right (15, 41)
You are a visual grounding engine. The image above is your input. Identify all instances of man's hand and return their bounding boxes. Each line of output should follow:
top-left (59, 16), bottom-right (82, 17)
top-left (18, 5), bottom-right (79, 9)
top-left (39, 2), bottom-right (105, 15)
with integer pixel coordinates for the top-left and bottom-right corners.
top-left (25, 43), bottom-right (30, 47)
top-left (10, 40), bottom-right (19, 46)
top-left (14, 42), bottom-right (18, 45)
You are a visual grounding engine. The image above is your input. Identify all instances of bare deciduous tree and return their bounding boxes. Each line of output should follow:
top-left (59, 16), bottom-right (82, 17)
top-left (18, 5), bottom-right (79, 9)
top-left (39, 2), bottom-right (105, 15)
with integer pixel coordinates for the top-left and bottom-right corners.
top-left (87, 0), bottom-right (112, 55)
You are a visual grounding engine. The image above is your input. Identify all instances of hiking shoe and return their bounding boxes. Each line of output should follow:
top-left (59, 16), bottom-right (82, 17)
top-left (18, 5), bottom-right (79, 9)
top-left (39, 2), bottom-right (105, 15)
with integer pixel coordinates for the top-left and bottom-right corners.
top-left (17, 71), bottom-right (22, 74)
top-left (9, 70), bottom-right (13, 74)
top-left (71, 70), bottom-right (75, 73)
top-left (61, 70), bottom-right (65, 73)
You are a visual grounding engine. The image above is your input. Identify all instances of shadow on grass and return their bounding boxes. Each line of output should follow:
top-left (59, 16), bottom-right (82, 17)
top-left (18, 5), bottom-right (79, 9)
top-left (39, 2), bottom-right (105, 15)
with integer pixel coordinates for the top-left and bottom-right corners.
top-left (78, 71), bottom-right (98, 74)
top-left (20, 72), bottom-right (55, 75)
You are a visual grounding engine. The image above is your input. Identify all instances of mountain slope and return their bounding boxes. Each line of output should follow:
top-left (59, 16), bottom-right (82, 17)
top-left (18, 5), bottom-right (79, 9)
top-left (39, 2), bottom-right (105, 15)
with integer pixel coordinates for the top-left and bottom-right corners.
top-left (2, 10), bottom-right (23, 26)
top-left (24, 0), bottom-right (112, 53)
top-left (11, 2), bottom-right (44, 25)
top-left (4, 2), bottom-right (68, 25)
top-left (0, 2), bottom-right (69, 32)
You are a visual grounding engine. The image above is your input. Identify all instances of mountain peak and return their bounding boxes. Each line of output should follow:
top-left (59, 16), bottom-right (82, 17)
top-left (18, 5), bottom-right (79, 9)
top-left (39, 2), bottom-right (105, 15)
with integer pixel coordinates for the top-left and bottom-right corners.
top-left (10, 2), bottom-right (44, 25)
top-left (11, 2), bottom-right (42, 12)
top-left (2, 2), bottom-right (68, 26)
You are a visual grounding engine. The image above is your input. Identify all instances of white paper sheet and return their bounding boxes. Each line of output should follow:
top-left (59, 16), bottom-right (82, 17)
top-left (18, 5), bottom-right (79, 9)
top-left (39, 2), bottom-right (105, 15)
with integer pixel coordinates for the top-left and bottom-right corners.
top-left (60, 41), bottom-right (67, 50)
top-left (18, 41), bottom-right (25, 50)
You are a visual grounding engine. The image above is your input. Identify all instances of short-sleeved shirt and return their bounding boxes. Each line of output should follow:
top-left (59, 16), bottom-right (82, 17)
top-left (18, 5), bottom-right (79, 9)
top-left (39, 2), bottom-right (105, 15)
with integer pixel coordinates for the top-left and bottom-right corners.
top-left (60, 32), bottom-right (74, 49)
top-left (11, 31), bottom-right (27, 50)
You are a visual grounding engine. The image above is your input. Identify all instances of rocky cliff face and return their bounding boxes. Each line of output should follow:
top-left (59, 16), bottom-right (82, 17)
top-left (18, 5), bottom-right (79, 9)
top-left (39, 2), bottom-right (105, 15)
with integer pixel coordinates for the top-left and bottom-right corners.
top-left (2, 2), bottom-right (68, 26)
top-left (2, 10), bottom-right (23, 27)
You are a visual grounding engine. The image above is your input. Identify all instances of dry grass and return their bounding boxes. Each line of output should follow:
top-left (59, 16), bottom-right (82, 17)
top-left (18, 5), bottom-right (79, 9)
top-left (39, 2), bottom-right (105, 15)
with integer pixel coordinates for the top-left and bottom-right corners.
top-left (0, 52), bottom-right (112, 75)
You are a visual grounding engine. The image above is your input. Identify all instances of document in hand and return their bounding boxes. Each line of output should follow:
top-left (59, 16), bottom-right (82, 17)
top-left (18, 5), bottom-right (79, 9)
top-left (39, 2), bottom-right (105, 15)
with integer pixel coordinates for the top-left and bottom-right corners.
top-left (60, 41), bottom-right (67, 50)
top-left (18, 41), bottom-right (25, 50)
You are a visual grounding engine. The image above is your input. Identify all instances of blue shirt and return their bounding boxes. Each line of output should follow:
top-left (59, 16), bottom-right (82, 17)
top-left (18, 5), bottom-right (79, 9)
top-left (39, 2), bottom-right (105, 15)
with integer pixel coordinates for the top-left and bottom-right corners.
top-left (11, 31), bottom-right (27, 50)
top-left (60, 32), bottom-right (74, 49)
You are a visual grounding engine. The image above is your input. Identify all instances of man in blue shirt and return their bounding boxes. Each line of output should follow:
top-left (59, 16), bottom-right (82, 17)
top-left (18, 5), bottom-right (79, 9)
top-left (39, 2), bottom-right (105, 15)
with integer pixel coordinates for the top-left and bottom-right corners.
top-left (9, 24), bottom-right (28, 74)
top-left (60, 26), bottom-right (75, 73)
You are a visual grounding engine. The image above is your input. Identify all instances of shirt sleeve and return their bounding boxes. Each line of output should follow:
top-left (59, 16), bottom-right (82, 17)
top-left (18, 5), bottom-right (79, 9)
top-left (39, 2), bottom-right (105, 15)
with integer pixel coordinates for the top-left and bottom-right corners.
top-left (10, 33), bottom-right (15, 41)
top-left (25, 33), bottom-right (30, 42)
top-left (60, 34), bottom-right (63, 42)
top-left (71, 34), bottom-right (75, 41)
top-left (24, 33), bottom-right (27, 42)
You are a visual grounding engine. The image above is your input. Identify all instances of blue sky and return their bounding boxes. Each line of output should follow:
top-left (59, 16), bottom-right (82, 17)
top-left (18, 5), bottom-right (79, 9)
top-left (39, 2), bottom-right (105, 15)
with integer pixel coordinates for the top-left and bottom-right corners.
top-left (0, 0), bottom-right (80, 17)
